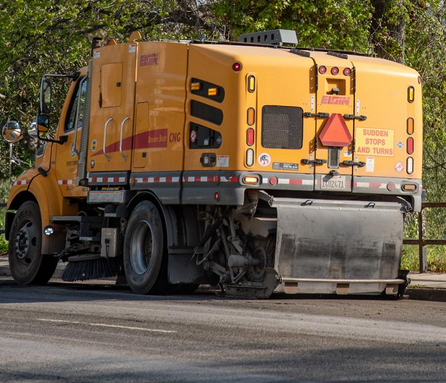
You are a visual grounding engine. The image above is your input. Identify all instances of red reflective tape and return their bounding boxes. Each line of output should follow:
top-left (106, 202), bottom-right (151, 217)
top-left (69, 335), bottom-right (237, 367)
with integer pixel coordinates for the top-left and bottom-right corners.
top-left (229, 176), bottom-right (239, 183)
top-left (166, 176), bottom-right (172, 183)
top-left (154, 176), bottom-right (160, 183)
top-left (289, 179), bottom-right (303, 185)
top-left (195, 176), bottom-right (201, 182)
top-left (207, 176), bottom-right (214, 182)
top-left (369, 183), bottom-right (382, 188)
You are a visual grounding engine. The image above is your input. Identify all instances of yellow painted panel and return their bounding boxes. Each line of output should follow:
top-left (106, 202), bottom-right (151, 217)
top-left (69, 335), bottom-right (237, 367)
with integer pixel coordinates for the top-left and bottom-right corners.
top-left (133, 102), bottom-right (149, 168)
top-left (132, 42), bottom-right (187, 173)
top-left (101, 63), bottom-right (122, 108)
top-left (185, 44), bottom-right (316, 174)
top-left (352, 55), bottom-right (422, 179)
top-left (87, 43), bottom-right (137, 173)
top-left (310, 52), bottom-right (355, 176)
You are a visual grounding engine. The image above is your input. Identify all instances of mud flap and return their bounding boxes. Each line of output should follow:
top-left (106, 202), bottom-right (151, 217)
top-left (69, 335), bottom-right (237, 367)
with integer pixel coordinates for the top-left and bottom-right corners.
top-left (272, 198), bottom-right (405, 295)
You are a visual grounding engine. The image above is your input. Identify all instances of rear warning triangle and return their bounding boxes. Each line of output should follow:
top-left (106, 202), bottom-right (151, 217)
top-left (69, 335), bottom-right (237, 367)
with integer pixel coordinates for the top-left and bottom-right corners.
top-left (319, 113), bottom-right (352, 147)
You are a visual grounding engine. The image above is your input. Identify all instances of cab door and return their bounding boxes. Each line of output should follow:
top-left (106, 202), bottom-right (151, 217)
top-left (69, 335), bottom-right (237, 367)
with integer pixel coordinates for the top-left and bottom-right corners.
top-left (55, 76), bottom-right (88, 198)
top-left (87, 43), bottom-right (137, 176)
top-left (310, 52), bottom-right (355, 192)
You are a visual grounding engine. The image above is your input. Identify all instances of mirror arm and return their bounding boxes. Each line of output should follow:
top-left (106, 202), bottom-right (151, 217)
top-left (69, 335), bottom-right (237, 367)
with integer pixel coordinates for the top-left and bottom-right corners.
top-left (37, 130), bottom-right (67, 145)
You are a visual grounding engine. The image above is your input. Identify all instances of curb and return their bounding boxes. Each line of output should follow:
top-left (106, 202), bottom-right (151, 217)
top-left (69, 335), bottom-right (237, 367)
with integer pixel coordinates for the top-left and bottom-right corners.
top-left (406, 288), bottom-right (446, 303)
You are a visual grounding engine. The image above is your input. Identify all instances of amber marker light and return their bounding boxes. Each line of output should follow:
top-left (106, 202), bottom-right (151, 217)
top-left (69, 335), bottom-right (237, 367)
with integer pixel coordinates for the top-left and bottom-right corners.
top-left (191, 82), bottom-right (201, 91)
top-left (402, 184), bottom-right (417, 191)
top-left (247, 108), bottom-right (255, 125)
top-left (208, 88), bottom-right (217, 96)
top-left (243, 175), bottom-right (259, 184)
top-left (408, 86), bottom-right (415, 103)
top-left (407, 117), bottom-right (414, 135)
top-left (248, 75), bottom-right (256, 92)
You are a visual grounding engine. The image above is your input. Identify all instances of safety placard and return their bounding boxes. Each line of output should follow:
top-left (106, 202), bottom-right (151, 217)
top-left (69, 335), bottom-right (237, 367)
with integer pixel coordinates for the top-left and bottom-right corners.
top-left (355, 128), bottom-right (394, 157)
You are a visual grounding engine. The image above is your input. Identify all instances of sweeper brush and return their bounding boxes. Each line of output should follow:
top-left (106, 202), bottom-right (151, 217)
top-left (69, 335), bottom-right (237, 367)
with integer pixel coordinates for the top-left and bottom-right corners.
top-left (62, 256), bottom-right (122, 282)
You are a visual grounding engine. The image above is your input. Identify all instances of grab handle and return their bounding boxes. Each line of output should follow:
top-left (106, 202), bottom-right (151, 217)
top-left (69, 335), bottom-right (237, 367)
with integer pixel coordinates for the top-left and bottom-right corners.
top-left (120, 115), bottom-right (130, 161)
top-left (103, 116), bottom-right (113, 161)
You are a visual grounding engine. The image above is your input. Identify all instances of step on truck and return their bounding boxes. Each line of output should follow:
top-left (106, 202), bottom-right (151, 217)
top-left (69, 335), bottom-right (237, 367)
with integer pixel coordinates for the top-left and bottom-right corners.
top-left (2, 30), bottom-right (423, 298)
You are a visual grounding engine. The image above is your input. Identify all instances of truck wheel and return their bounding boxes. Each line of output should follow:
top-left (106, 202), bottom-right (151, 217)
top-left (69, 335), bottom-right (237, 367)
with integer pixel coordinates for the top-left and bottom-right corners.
top-left (123, 201), bottom-right (166, 294)
top-left (9, 201), bottom-right (58, 285)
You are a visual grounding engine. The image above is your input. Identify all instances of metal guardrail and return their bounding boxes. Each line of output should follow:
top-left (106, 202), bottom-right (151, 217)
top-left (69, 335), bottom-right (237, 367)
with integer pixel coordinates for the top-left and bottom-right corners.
top-left (403, 202), bottom-right (446, 273)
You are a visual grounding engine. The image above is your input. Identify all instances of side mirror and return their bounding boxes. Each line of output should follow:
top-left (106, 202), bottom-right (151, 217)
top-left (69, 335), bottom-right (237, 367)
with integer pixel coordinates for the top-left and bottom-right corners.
top-left (2, 121), bottom-right (23, 143)
top-left (37, 114), bottom-right (49, 133)
top-left (40, 78), bottom-right (52, 114)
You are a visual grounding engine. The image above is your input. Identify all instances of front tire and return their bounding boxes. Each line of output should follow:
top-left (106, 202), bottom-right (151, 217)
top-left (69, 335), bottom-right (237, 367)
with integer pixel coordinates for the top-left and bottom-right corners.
top-left (9, 201), bottom-right (58, 285)
top-left (123, 201), bottom-right (167, 294)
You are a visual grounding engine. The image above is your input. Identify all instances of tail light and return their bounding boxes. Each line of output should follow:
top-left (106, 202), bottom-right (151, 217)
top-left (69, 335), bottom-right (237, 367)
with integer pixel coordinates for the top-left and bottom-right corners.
top-left (343, 68), bottom-right (351, 76)
top-left (232, 62), bottom-right (242, 72)
top-left (407, 137), bottom-right (414, 155)
top-left (331, 67), bottom-right (339, 75)
top-left (319, 66), bottom-right (327, 74)
top-left (246, 128), bottom-right (254, 146)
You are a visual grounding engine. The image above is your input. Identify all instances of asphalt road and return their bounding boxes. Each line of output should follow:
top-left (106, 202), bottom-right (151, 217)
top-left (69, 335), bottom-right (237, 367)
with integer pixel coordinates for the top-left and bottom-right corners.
top-left (0, 278), bottom-right (446, 383)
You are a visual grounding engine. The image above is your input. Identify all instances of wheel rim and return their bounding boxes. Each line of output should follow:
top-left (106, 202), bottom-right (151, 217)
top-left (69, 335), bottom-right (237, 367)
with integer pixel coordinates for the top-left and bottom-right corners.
top-left (130, 220), bottom-right (154, 275)
top-left (13, 221), bottom-right (37, 267)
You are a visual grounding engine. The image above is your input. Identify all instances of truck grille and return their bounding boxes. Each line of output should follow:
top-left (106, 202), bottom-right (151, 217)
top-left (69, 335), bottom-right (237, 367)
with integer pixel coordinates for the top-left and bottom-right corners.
top-left (262, 106), bottom-right (303, 149)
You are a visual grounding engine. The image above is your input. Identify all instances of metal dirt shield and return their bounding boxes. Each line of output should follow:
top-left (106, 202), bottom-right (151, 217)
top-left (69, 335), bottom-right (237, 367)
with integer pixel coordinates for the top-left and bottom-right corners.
top-left (272, 198), bottom-right (405, 295)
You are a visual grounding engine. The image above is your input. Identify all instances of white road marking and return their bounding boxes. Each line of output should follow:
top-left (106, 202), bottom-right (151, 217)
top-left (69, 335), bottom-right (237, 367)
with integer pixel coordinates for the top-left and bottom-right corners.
top-left (37, 318), bottom-right (176, 333)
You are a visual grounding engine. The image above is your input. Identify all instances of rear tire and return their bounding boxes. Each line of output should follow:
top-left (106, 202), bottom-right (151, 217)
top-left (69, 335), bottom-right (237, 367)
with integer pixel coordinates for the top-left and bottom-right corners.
top-left (9, 201), bottom-right (58, 285)
top-left (123, 201), bottom-right (167, 294)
